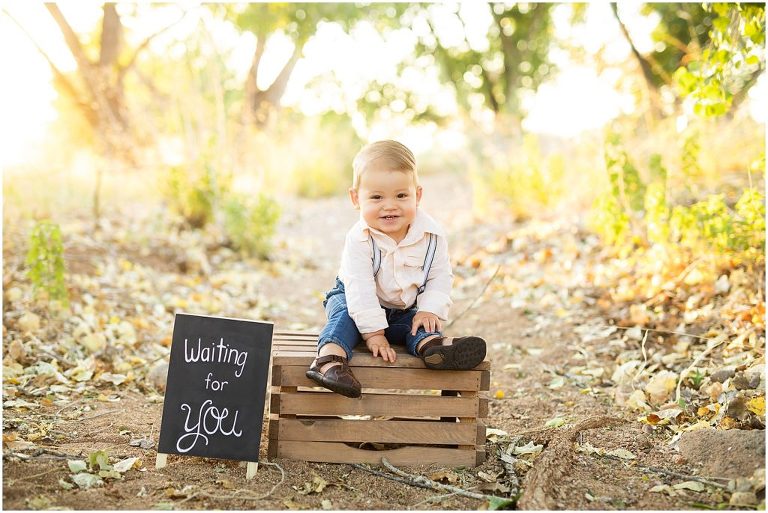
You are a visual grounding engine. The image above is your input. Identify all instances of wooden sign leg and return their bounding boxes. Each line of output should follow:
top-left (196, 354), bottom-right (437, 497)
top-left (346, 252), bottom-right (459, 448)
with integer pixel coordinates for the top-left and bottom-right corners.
top-left (155, 453), bottom-right (168, 469)
top-left (246, 461), bottom-right (258, 480)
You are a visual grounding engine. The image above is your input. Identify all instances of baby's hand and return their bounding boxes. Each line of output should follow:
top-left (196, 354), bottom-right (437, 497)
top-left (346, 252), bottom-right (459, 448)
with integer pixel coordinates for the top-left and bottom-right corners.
top-left (366, 334), bottom-right (397, 363)
top-left (411, 311), bottom-right (441, 335)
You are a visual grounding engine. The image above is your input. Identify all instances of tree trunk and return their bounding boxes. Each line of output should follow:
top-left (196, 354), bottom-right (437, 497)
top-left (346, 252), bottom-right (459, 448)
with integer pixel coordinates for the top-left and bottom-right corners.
top-left (45, 4), bottom-right (133, 161)
top-left (611, 3), bottom-right (665, 120)
top-left (244, 39), bottom-right (303, 128)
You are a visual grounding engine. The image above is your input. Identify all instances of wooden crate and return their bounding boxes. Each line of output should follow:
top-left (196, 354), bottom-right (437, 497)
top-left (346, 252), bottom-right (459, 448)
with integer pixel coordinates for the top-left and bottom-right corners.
top-left (267, 331), bottom-right (490, 467)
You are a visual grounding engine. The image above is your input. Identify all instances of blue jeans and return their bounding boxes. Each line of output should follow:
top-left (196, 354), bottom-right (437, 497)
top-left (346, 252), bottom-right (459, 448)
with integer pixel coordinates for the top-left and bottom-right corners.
top-left (317, 278), bottom-right (442, 361)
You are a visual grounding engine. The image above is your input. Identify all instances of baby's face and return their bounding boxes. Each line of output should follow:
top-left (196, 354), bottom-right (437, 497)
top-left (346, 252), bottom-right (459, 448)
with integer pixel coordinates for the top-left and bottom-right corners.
top-left (350, 164), bottom-right (421, 243)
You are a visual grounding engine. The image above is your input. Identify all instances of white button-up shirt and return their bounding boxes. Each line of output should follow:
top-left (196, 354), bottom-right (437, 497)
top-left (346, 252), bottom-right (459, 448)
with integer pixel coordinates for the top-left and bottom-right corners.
top-left (338, 209), bottom-right (453, 334)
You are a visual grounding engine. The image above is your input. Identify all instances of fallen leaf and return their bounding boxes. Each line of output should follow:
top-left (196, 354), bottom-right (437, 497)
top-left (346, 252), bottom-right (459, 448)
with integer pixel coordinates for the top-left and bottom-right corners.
top-left (545, 416), bottom-right (567, 428)
top-left (72, 472), bottom-right (103, 489)
top-left (513, 441), bottom-right (543, 455)
top-left (746, 396), bottom-right (765, 416)
top-left (25, 495), bottom-right (52, 510)
top-left (673, 481), bottom-right (705, 492)
top-left (430, 470), bottom-right (459, 484)
top-left (58, 478), bottom-right (74, 490)
top-left (321, 499), bottom-right (333, 510)
top-left (67, 460), bottom-right (87, 473)
top-left (606, 448), bottom-right (636, 460)
top-left (487, 496), bottom-right (516, 510)
top-left (113, 457), bottom-right (139, 473)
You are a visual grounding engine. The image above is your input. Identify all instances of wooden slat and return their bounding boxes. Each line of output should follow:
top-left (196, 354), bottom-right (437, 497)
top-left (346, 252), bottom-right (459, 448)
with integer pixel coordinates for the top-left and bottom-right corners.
top-left (274, 418), bottom-right (478, 445)
top-left (277, 366), bottom-right (481, 390)
top-left (276, 441), bottom-right (477, 467)
top-left (277, 392), bottom-right (480, 417)
top-left (274, 351), bottom-right (490, 370)
top-left (480, 370), bottom-right (491, 391)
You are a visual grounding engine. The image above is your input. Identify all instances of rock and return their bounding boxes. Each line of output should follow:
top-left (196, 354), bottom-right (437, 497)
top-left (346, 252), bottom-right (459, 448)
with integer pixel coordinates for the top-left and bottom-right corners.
top-left (678, 429), bottom-right (765, 479)
top-left (744, 366), bottom-right (764, 389)
top-left (733, 370), bottom-right (761, 390)
top-left (147, 362), bottom-right (169, 392)
top-left (17, 312), bottom-right (41, 333)
top-left (710, 367), bottom-right (736, 383)
top-left (729, 491), bottom-right (758, 507)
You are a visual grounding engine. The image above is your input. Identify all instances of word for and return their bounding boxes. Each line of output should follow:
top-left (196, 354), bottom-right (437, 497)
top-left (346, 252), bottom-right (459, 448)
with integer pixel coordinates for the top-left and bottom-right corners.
top-left (176, 399), bottom-right (243, 453)
top-left (205, 372), bottom-right (229, 391)
top-left (184, 338), bottom-right (248, 377)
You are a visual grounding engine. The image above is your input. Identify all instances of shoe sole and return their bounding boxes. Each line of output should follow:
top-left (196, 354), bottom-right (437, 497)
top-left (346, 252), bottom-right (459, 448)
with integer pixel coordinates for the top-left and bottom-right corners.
top-left (305, 370), bottom-right (361, 398)
top-left (423, 337), bottom-right (486, 370)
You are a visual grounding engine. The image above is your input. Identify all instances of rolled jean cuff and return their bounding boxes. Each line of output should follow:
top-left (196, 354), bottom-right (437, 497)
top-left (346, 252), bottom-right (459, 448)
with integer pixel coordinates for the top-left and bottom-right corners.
top-left (317, 337), bottom-right (354, 361)
top-left (408, 329), bottom-right (442, 356)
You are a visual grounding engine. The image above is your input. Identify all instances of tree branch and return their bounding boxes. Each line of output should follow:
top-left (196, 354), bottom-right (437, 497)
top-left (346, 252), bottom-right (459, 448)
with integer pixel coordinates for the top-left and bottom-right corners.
top-left (99, 3), bottom-right (121, 67)
top-left (117, 11), bottom-right (187, 85)
top-left (45, 4), bottom-right (93, 72)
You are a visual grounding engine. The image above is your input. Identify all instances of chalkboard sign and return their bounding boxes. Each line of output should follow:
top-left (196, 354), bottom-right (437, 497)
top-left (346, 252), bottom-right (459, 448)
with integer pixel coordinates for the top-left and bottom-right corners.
top-left (157, 313), bottom-right (273, 463)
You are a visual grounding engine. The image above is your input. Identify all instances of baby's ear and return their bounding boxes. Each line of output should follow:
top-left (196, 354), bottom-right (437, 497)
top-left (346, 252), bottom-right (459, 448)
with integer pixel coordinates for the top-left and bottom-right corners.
top-left (415, 185), bottom-right (423, 204)
top-left (349, 187), bottom-right (360, 209)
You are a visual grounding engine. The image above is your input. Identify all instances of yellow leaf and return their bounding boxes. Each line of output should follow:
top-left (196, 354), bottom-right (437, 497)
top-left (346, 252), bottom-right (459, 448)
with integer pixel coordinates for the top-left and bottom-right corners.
top-left (494, 390), bottom-right (505, 399)
top-left (746, 396), bottom-right (765, 416)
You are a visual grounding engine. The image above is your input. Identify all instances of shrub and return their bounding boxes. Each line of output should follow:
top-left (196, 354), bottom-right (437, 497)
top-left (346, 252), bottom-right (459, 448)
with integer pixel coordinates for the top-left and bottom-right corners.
top-left (222, 194), bottom-right (281, 258)
top-left (26, 220), bottom-right (68, 306)
top-left (164, 160), bottom-right (232, 228)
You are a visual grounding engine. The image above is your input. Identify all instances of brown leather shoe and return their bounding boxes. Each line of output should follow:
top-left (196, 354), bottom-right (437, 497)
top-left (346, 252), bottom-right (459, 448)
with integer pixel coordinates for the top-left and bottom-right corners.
top-left (306, 354), bottom-right (362, 398)
top-left (419, 336), bottom-right (486, 370)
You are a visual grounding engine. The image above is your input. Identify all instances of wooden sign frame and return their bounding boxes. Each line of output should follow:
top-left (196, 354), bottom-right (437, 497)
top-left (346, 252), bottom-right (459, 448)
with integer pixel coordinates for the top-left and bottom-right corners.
top-left (155, 313), bottom-right (273, 479)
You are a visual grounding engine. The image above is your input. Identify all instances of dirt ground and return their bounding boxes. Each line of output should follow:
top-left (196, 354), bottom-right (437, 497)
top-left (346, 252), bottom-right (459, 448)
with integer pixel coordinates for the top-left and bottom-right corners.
top-left (3, 173), bottom-right (763, 510)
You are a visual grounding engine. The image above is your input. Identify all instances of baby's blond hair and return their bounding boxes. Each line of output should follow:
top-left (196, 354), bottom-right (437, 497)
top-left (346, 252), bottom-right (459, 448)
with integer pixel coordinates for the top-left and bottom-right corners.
top-left (352, 140), bottom-right (418, 190)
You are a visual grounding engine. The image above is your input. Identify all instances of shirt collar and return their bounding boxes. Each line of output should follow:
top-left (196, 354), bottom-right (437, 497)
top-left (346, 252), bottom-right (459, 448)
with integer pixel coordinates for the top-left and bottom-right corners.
top-left (353, 209), bottom-right (445, 243)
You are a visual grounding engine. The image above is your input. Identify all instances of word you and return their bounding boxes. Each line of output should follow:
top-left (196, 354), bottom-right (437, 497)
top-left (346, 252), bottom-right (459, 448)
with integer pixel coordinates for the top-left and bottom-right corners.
top-left (184, 337), bottom-right (248, 377)
top-left (176, 399), bottom-right (243, 453)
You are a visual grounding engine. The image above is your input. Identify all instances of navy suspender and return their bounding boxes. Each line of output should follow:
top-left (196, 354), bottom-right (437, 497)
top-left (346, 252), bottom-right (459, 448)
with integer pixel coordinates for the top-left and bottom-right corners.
top-left (369, 233), bottom-right (437, 295)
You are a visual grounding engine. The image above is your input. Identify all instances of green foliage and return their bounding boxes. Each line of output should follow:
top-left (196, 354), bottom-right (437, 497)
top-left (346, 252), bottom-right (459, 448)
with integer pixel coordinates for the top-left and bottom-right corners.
top-left (257, 112), bottom-right (362, 198)
top-left (589, 193), bottom-right (630, 246)
top-left (644, 155), bottom-right (670, 245)
top-left (604, 133), bottom-right (646, 213)
top-left (593, 135), bottom-right (765, 260)
top-left (26, 221), bottom-right (68, 306)
top-left (641, 4), bottom-right (714, 88)
top-left (222, 194), bottom-right (281, 258)
top-left (673, 3), bottom-right (765, 117)
top-left (473, 135), bottom-right (565, 218)
top-left (164, 159), bottom-right (231, 229)
top-left (412, 3), bottom-right (555, 118)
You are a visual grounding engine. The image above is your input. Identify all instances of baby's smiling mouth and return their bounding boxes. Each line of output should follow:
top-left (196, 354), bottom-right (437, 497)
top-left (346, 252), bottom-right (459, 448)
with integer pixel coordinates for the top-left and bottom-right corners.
top-left (381, 215), bottom-right (399, 220)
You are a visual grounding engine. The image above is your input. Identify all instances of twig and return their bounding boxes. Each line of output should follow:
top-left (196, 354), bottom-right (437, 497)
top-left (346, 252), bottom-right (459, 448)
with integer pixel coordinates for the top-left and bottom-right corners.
top-left (675, 334), bottom-right (728, 403)
top-left (604, 325), bottom-right (715, 342)
top-left (632, 329), bottom-right (651, 385)
top-left (643, 465), bottom-right (730, 486)
top-left (176, 461), bottom-right (286, 503)
top-left (81, 410), bottom-right (118, 421)
top-left (410, 492), bottom-right (458, 509)
top-left (6, 467), bottom-right (60, 485)
top-left (643, 256), bottom-right (704, 307)
top-left (593, 453), bottom-right (729, 489)
top-left (380, 457), bottom-right (493, 501)
top-left (352, 463), bottom-right (433, 490)
top-left (56, 399), bottom-right (85, 415)
top-left (447, 265), bottom-right (501, 329)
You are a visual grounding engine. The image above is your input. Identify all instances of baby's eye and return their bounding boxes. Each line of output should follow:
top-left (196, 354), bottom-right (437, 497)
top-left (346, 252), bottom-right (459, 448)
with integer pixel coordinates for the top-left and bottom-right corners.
top-left (397, 193), bottom-right (409, 199)
top-left (370, 195), bottom-right (382, 200)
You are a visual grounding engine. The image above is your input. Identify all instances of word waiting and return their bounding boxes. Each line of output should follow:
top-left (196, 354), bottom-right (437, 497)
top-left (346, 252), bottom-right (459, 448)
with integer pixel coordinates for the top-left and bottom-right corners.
top-left (184, 338), bottom-right (248, 377)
